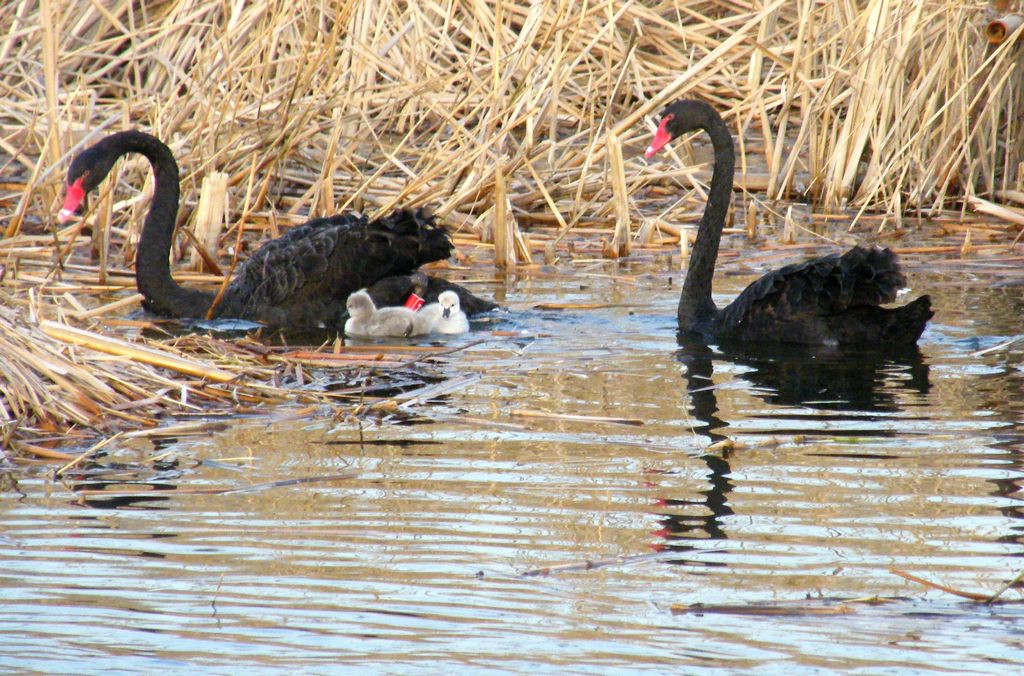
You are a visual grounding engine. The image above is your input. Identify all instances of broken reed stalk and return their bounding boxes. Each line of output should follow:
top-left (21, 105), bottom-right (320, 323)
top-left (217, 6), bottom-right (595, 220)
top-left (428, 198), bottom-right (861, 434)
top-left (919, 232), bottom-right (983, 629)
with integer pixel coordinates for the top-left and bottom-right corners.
top-left (509, 409), bottom-right (644, 426)
top-left (188, 171), bottom-right (228, 272)
top-left (986, 13), bottom-right (1024, 44)
top-left (968, 195), bottom-right (1024, 227)
top-left (492, 160), bottom-right (512, 269)
top-left (607, 133), bottom-right (631, 258)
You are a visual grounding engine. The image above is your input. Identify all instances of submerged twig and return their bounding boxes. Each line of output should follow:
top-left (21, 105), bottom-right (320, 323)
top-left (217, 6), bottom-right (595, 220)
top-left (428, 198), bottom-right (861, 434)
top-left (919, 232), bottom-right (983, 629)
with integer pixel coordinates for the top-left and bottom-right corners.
top-left (510, 409), bottom-right (644, 426)
top-left (971, 336), bottom-right (1024, 357)
top-left (987, 569), bottom-right (1024, 605)
top-left (522, 551), bottom-right (671, 577)
top-left (72, 471), bottom-right (359, 497)
top-left (671, 602), bottom-right (856, 617)
top-left (890, 568), bottom-right (991, 601)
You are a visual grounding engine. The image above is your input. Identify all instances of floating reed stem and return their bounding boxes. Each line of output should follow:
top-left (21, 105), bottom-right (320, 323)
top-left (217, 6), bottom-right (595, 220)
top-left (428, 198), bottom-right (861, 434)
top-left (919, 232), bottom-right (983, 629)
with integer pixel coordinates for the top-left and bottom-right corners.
top-left (39, 321), bottom-right (238, 383)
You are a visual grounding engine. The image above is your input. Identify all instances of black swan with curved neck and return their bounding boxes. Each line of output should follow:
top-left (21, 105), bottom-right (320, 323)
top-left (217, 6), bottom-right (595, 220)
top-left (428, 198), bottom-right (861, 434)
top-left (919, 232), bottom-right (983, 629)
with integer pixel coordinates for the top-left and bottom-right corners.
top-left (645, 100), bottom-right (932, 345)
top-left (58, 131), bottom-right (495, 330)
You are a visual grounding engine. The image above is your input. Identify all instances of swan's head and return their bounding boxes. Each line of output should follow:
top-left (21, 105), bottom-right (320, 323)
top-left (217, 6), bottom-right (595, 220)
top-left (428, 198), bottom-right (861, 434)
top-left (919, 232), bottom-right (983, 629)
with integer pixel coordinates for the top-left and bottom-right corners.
top-left (59, 137), bottom-right (127, 223)
top-left (438, 290), bottom-right (460, 319)
top-left (346, 290), bottom-right (376, 318)
top-left (644, 99), bottom-right (718, 159)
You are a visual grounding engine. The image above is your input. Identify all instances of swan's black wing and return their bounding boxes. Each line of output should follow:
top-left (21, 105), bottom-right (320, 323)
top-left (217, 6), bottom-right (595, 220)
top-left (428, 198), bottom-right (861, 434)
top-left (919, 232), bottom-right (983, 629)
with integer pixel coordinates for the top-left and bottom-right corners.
top-left (217, 209), bottom-right (453, 329)
top-left (714, 246), bottom-right (928, 344)
top-left (722, 246), bottom-right (905, 319)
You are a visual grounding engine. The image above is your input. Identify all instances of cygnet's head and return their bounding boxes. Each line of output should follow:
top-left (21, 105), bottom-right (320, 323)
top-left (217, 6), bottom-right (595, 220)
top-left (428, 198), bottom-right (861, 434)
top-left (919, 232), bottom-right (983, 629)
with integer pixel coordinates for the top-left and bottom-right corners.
top-left (346, 290), bottom-right (375, 318)
top-left (438, 291), bottom-right (460, 319)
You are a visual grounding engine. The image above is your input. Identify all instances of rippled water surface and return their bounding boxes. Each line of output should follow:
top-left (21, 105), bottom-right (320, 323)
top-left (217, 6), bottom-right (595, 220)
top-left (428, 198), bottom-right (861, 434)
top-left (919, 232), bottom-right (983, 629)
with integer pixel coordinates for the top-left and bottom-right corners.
top-left (3, 259), bottom-right (1024, 673)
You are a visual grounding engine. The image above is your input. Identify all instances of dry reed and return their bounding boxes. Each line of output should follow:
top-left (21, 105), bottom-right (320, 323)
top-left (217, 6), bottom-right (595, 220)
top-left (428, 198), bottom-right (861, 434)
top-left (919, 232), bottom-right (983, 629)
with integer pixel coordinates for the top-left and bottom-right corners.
top-left (3, 2), bottom-right (1021, 233)
top-left (1, 1), bottom-right (1023, 455)
top-left (0, 283), bottom-right (464, 457)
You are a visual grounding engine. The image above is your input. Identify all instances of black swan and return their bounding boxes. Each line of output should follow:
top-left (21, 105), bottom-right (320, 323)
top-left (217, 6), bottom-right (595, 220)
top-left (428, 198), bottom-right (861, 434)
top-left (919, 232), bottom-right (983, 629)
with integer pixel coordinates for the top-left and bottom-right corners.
top-left (58, 130), bottom-right (495, 331)
top-left (644, 100), bottom-right (932, 345)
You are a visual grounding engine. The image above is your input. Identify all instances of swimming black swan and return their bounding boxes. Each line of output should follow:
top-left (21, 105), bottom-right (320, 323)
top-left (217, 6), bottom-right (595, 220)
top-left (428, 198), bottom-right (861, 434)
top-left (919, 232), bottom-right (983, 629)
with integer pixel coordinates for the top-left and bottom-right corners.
top-left (58, 130), bottom-right (495, 331)
top-left (644, 99), bottom-right (932, 345)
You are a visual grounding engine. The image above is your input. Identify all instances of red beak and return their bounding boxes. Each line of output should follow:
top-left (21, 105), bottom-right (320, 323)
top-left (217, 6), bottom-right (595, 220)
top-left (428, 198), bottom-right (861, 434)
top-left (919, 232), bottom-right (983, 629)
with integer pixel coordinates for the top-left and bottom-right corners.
top-left (644, 114), bottom-right (674, 159)
top-left (58, 177), bottom-right (86, 223)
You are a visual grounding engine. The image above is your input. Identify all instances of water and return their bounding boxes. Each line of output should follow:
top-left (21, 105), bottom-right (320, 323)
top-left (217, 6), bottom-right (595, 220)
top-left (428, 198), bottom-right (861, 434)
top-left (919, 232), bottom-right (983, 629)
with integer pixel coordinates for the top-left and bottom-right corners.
top-left (2, 259), bottom-right (1024, 673)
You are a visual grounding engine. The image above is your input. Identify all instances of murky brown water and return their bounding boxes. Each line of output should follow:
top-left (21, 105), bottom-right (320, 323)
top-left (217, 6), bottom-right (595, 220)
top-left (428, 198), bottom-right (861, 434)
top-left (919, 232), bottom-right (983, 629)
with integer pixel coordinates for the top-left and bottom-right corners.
top-left (3, 255), bottom-right (1024, 672)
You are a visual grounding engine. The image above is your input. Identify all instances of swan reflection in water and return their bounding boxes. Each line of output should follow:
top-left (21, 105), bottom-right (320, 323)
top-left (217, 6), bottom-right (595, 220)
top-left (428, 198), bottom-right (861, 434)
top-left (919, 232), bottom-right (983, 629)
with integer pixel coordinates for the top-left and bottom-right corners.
top-left (652, 339), bottom-right (931, 563)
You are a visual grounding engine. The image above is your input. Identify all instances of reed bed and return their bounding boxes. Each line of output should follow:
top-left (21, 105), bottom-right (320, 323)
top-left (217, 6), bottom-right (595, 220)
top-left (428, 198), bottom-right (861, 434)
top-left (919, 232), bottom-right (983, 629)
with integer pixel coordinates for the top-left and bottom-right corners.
top-left (1, 1), bottom-right (1023, 455)
top-left (2, 1), bottom-right (1019, 220)
top-left (0, 280), bottom-right (476, 458)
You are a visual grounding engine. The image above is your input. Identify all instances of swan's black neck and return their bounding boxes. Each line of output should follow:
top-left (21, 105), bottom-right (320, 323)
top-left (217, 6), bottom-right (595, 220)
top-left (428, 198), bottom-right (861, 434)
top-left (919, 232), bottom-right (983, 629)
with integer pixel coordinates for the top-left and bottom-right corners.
top-left (679, 111), bottom-right (734, 332)
top-left (101, 132), bottom-right (215, 316)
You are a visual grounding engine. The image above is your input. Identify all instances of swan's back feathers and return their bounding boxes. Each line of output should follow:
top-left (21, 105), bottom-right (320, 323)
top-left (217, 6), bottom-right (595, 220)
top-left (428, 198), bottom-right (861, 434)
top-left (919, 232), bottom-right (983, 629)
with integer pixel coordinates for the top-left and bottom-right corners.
top-left (842, 246), bottom-right (906, 307)
top-left (215, 209), bottom-right (452, 329)
top-left (713, 246), bottom-right (929, 344)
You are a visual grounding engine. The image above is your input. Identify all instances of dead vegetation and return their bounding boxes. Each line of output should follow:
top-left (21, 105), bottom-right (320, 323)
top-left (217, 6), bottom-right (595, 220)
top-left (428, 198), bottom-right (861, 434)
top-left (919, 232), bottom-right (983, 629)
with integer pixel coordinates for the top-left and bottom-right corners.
top-left (1, 1), bottom-right (1023, 455)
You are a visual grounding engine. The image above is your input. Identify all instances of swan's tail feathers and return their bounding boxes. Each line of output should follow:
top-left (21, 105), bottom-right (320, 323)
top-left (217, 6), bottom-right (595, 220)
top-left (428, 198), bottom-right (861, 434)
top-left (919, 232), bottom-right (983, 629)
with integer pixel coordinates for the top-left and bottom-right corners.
top-left (371, 208), bottom-right (453, 266)
top-left (881, 295), bottom-right (933, 344)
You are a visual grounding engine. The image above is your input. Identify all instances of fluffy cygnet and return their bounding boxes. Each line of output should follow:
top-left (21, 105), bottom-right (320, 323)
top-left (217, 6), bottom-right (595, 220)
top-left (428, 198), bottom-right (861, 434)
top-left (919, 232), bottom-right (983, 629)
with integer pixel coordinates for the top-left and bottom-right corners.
top-left (344, 290), bottom-right (435, 338)
top-left (419, 290), bottom-right (470, 334)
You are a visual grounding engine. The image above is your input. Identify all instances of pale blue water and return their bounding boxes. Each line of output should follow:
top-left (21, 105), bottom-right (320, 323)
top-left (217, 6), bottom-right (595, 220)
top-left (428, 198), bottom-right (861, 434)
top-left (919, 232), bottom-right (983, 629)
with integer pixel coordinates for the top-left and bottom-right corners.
top-left (2, 262), bottom-right (1023, 673)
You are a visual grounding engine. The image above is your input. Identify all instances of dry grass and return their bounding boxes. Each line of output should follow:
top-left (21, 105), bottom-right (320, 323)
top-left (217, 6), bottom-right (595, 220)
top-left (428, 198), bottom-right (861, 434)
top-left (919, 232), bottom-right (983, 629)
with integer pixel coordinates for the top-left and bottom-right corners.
top-left (1, 1), bottom-right (1023, 455)
top-left (4, 2), bottom-right (1022, 233)
top-left (0, 281), bottom-right (478, 459)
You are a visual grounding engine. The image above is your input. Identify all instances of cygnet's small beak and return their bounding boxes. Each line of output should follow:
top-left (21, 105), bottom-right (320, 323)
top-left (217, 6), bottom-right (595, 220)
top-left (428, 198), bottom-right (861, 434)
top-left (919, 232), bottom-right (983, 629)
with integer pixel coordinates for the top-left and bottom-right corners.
top-left (442, 307), bottom-right (451, 319)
